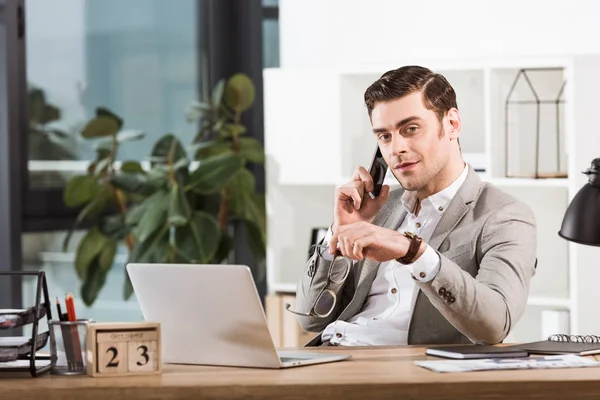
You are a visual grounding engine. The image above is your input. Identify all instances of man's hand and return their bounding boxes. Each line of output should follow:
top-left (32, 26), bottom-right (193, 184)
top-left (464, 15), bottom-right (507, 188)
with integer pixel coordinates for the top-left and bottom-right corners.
top-left (329, 221), bottom-right (411, 262)
top-left (333, 166), bottom-right (390, 234)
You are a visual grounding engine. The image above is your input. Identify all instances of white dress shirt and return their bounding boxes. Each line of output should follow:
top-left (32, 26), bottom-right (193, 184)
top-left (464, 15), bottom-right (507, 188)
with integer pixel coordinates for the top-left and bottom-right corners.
top-left (320, 164), bottom-right (469, 346)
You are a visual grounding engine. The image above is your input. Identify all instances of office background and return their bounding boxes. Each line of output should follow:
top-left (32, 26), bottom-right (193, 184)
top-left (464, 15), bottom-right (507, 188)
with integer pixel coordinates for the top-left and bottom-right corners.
top-left (2, 0), bottom-right (600, 345)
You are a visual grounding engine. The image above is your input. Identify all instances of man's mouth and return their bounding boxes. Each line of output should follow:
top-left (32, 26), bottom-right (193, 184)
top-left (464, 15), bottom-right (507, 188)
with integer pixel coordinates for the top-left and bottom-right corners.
top-left (395, 161), bottom-right (419, 171)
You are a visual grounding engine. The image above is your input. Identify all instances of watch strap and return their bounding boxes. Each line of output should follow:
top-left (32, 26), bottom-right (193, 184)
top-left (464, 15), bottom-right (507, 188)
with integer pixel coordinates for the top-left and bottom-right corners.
top-left (396, 232), bottom-right (423, 265)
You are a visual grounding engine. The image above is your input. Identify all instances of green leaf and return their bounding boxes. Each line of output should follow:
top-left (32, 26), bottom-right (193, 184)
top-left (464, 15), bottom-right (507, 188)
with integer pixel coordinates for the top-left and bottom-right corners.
top-left (80, 257), bottom-right (109, 306)
top-left (129, 225), bottom-right (170, 264)
top-left (151, 134), bottom-right (187, 167)
top-left (188, 153), bottom-right (244, 194)
top-left (194, 139), bottom-right (233, 160)
top-left (212, 79), bottom-right (226, 107)
top-left (229, 169), bottom-right (256, 216)
top-left (96, 107), bottom-right (124, 126)
top-left (121, 160), bottom-right (145, 174)
top-left (168, 184), bottom-right (192, 226)
top-left (62, 185), bottom-right (112, 251)
top-left (219, 123), bottom-right (247, 138)
top-left (174, 211), bottom-right (220, 263)
top-left (233, 191), bottom-right (266, 241)
top-left (238, 137), bottom-right (265, 164)
top-left (98, 240), bottom-right (117, 273)
top-left (110, 173), bottom-right (165, 195)
top-left (81, 116), bottom-right (121, 138)
top-left (100, 214), bottom-right (130, 242)
top-left (125, 202), bottom-right (147, 226)
top-left (224, 73), bottom-right (256, 112)
top-left (63, 175), bottom-right (98, 207)
top-left (74, 228), bottom-right (108, 280)
top-left (134, 190), bottom-right (170, 243)
top-left (185, 101), bottom-right (213, 123)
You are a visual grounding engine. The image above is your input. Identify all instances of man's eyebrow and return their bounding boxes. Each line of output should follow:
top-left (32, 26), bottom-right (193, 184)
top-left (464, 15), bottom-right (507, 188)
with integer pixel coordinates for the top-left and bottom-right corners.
top-left (372, 116), bottom-right (422, 134)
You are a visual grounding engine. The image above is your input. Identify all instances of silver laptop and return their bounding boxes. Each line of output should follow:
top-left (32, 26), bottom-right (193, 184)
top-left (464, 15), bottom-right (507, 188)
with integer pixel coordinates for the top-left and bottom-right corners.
top-left (126, 263), bottom-right (351, 368)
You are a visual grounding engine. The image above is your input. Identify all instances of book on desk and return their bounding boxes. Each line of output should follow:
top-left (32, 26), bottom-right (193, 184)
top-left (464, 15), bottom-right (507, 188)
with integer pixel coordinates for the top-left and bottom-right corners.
top-left (426, 334), bottom-right (600, 359)
top-left (506, 334), bottom-right (600, 356)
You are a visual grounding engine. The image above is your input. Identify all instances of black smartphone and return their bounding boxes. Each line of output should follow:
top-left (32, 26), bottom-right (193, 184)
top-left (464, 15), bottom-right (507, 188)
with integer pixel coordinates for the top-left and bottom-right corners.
top-left (368, 145), bottom-right (388, 198)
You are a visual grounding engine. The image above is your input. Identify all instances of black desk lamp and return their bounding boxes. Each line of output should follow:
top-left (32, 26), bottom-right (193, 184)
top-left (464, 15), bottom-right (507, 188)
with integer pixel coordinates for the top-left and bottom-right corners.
top-left (559, 158), bottom-right (600, 246)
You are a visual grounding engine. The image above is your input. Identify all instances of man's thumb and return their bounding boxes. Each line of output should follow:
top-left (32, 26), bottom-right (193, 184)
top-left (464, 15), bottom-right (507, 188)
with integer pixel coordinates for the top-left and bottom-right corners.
top-left (377, 185), bottom-right (390, 203)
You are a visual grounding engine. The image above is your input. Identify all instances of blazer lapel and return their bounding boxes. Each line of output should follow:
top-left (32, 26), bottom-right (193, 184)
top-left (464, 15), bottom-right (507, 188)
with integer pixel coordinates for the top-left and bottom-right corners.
top-left (428, 165), bottom-right (482, 251)
top-left (408, 165), bottom-right (483, 322)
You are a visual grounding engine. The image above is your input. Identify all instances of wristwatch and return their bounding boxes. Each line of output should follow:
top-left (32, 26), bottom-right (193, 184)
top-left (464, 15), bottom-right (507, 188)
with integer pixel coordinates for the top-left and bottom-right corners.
top-left (396, 231), bottom-right (423, 265)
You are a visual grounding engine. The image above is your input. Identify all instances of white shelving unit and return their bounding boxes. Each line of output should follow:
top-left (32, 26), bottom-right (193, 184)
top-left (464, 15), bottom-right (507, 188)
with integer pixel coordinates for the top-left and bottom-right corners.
top-left (263, 56), bottom-right (600, 343)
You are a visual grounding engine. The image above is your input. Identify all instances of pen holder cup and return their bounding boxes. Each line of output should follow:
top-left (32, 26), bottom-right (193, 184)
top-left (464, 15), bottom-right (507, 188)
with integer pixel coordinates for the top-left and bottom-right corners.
top-left (49, 319), bottom-right (93, 375)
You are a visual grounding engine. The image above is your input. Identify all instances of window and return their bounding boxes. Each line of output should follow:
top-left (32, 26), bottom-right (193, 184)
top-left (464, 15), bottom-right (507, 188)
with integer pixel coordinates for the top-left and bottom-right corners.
top-left (23, 0), bottom-right (201, 230)
top-left (262, 0), bottom-right (279, 68)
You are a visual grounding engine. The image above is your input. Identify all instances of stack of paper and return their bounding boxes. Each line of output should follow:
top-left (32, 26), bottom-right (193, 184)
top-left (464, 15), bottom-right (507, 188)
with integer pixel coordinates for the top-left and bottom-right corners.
top-left (415, 354), bottom-right (600, 373)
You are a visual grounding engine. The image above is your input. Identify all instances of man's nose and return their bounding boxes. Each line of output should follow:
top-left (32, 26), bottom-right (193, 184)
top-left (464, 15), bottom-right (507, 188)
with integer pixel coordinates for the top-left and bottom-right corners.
top-left (391, 134), bottom-right (408, 156)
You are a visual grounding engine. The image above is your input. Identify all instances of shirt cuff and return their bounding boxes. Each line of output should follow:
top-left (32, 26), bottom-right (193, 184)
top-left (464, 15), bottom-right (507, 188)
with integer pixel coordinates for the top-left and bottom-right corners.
top-left (405, 244), bottom-right (440, 282)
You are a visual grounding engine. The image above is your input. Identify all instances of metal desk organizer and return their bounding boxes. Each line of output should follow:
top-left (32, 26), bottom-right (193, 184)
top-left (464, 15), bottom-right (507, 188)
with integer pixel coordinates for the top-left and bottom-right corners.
top-left (0, 271), bottom-right (53, 377)
top-left (48, 319), bottom-right (93, 375)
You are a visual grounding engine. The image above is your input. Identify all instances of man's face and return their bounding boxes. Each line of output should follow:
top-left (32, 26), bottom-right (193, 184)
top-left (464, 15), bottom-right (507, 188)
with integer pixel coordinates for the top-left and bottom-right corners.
top-left (370, 91), bottom-right (453, 192)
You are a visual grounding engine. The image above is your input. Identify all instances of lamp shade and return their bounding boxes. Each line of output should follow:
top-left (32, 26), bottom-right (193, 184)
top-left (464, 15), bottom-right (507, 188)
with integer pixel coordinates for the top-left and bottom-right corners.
top-left (558, 158), bottom-right (600, 246)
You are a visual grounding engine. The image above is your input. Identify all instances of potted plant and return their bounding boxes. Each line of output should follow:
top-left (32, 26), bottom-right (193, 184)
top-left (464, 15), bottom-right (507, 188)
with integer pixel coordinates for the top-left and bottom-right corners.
top-left (62, 73), bottom-right (266, 306)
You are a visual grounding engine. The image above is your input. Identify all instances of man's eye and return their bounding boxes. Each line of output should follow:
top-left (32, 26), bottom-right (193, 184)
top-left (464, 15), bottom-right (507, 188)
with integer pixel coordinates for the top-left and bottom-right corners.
top-left (378, 134), bottom-right (391, 141)
top-left (406, 126), bottom-right (418, 133)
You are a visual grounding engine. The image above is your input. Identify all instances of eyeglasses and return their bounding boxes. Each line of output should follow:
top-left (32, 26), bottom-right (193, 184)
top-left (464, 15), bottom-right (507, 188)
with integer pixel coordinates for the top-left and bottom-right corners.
top-left (285, 245), bottom-right (353, 318)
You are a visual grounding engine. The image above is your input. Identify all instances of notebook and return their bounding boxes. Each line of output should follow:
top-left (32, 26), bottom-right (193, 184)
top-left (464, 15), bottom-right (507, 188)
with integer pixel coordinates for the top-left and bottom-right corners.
top-left (507, 334), bottom-right (600, 356)
top-left (425, 344), bottom-right (529, 360)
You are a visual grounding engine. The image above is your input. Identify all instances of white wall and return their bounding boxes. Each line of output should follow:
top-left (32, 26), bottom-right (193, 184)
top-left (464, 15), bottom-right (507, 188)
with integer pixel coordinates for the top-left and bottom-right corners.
top-left (280, 0), bottom-right (600, 68)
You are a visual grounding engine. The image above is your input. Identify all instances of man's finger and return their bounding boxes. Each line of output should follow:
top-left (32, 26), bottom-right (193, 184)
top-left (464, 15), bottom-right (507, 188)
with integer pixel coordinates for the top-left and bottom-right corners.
top-left (329, 228), bottom-right (338, 254)
top-left (356, 166), bottom-right (374, 193)
top-left (352, 238), bottom-right (365, 260)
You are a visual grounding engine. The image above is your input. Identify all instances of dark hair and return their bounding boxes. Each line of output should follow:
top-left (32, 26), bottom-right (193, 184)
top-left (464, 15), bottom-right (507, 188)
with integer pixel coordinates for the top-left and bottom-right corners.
top-left (364, 65), bottom-right (457, 122)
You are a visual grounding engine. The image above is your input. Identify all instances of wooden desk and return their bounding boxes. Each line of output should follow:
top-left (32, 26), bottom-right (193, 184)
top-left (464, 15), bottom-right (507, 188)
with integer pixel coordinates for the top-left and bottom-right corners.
top-left (2, 346), bottom-right (600, 400)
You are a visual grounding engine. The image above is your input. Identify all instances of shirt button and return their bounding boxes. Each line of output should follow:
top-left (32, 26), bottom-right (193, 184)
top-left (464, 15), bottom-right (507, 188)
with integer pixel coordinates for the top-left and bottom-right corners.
top-left (438, 287), bottom-right (447, 295)
top-left (419, 272), bottom-right (426, 279)
top-left (415, 222), bottom-right (422, 228)
top-left (438, 206), bottom-right (444, 211)
top-left (448, 296), bottom-right (456, 303)
top-left (335, 333), bottom-right (342, 338)
top-left (391, 288), bottom-right (397, 294)
top-left (322, 241), bottom-right (328, 246)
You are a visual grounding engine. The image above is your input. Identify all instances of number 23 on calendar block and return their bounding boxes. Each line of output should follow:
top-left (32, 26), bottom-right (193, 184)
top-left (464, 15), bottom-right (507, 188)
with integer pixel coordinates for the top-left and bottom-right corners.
top-left (86, 322), bottom-right (162, 377)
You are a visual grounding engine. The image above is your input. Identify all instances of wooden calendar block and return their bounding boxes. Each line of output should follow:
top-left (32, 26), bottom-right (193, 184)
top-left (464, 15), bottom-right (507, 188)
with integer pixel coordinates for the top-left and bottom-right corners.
top-left (86, 322), bottom-right (161, 377)
top-left (96, 340), bottom-right (128, 375)
top-left (127, 340), bottom-right (158, 372)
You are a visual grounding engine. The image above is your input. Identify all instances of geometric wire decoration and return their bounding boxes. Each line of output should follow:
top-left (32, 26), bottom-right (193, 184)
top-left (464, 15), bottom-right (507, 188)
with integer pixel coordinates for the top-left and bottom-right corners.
top-left (505, 68), bottom-right (567, 178)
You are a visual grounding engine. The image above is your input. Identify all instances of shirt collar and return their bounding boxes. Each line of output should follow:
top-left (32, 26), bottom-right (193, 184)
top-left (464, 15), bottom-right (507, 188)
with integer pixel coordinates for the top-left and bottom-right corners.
top-left (401, 163), bottom-right (469, 216)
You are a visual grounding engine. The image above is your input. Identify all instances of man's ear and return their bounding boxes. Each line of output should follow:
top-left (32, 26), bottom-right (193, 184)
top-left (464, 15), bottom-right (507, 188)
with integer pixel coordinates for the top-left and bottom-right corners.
top-left (447, 108), bottom-right (461, 140)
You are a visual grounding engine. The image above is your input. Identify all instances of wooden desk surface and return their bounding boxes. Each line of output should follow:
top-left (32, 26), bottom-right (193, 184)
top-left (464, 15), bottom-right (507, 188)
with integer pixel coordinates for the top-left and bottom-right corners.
top-left (3, 346), bottom-right (600, 400)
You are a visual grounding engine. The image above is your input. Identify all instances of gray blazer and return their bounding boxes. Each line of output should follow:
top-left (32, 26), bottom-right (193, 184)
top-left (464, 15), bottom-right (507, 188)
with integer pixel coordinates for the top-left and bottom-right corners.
top-left (296, 166), bottom-right (537, 346)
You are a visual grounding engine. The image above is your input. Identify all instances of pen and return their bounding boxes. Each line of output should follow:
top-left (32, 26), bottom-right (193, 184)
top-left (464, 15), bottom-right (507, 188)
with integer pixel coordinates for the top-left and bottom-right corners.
top-left (56, 297), bottom-right (65, 321)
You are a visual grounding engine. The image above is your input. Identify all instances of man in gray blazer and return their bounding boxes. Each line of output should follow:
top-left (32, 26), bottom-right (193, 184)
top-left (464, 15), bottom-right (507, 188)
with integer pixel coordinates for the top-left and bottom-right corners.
top-left (290, 66), bottom-right (537, 346)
